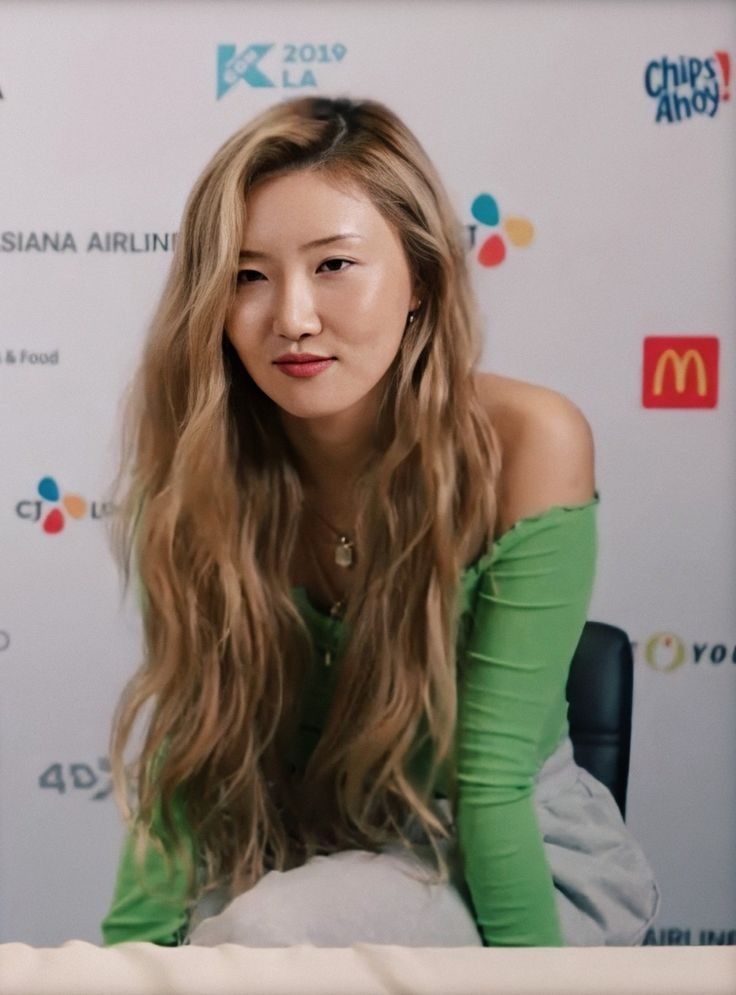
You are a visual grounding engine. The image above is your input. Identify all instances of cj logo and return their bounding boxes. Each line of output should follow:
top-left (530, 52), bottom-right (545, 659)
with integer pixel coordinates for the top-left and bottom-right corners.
top-left (467, 194), bottom-right (534, 267)
top-left (217, 44), bottom-right (275, 97)
top-left (642, 336), bottom-right (719, 408)
top-left (15, 476), bottom-right (113, 533)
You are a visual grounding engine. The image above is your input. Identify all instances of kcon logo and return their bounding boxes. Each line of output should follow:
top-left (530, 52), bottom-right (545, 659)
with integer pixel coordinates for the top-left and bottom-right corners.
top-left (633, 632), bottom-right (736, 672)
top-left (15, 476), bottom-right (113, 534)
top-left (216, 42), bottom-right (347, 98)
top-left (466, 193), bottom-right (535, 267)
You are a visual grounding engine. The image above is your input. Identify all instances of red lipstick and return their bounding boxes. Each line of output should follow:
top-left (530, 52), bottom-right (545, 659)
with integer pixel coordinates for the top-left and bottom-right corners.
top-left (273, 353), bottom-right (336, 379)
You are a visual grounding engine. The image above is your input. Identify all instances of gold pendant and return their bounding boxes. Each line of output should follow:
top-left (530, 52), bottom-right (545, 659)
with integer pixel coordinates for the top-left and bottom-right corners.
top-left (334, 536), bottom-right (354, 568)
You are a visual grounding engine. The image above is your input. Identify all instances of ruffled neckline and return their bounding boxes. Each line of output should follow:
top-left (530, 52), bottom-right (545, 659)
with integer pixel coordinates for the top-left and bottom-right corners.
top-left (292, 491), bottom-right (600, 628)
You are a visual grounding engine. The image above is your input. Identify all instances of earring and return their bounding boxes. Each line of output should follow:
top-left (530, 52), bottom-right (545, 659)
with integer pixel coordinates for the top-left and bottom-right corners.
top-left (407, 300), bottom-right (422, 324)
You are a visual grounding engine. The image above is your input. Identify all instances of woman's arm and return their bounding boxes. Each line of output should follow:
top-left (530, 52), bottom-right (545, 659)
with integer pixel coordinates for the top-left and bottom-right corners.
top-left (101, 790), bottom-right (196, 946)
top-left (456, 393), bottom-right (598, 946)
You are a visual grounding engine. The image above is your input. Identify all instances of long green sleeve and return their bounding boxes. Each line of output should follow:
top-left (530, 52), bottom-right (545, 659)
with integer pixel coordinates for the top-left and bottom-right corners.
top-left (101, 790), bottom-right (196, 946)
top-left (102, 517), bottom-right (197, 946)
top-left (455, 496), bottom-right (599, 947)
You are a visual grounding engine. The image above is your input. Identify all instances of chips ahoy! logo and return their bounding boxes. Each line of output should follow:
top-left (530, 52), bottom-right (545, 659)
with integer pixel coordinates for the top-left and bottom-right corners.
top-left (15, 476), bottom-right (114, 533)
top-left (644, 50), bottom-right (731, 122)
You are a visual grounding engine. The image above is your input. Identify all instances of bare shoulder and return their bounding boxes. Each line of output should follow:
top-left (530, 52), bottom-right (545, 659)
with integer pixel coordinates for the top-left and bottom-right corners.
top-left (473, 371), bottom-right (597, 540)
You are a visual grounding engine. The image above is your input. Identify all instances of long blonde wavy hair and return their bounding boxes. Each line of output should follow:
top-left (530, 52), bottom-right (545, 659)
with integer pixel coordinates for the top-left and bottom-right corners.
top-left (107, 95), bottom-right (502, 909)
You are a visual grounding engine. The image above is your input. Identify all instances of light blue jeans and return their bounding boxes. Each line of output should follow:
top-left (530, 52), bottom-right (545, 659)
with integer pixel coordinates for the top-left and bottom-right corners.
top-left (187, 735), bottom-right (661, 947)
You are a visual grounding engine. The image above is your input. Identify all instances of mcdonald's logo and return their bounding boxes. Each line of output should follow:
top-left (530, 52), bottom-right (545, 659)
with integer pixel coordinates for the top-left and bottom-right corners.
top-left (642, 336), bottom-right (718, 408)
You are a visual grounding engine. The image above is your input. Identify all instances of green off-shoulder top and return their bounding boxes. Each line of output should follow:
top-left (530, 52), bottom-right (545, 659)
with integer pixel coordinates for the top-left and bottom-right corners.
top-left (101, 492), bottom-right (600, 948)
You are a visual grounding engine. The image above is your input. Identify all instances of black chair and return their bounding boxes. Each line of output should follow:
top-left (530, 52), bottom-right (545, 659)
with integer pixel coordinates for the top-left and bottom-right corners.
top-left (565, 621), bottom-right (633, 820)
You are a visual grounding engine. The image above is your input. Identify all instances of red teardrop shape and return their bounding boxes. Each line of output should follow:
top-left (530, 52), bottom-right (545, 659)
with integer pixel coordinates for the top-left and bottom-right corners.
top-left (43, 508), bottom-right (64, 534)
top-left (478, 234), bottom-right (506, 268)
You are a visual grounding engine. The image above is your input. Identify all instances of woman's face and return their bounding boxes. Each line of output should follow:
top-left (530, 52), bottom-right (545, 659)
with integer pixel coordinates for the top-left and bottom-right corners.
top-left (224, 169), bottom-right (419, 421)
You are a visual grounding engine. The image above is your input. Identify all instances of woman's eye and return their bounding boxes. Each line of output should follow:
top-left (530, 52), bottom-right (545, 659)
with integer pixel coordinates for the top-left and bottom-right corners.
top-left (237, 269), bottom-right (265, 284)
top-left (317, 258), bottom-right (352, 273)
top-left (236, 259), bottom-right (352, 283)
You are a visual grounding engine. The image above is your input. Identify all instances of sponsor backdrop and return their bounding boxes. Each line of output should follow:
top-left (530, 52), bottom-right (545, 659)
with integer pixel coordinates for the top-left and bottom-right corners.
top-left (0, 0), bottom-right (734, 947)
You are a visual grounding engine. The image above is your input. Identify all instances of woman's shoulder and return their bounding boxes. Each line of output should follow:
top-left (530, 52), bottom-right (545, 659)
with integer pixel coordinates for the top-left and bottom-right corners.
top-left (472, 371), bottom-right (597, 540)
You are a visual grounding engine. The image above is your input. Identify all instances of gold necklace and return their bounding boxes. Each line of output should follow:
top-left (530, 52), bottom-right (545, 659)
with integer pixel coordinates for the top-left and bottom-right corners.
top-left (303, 530), bottom-right (351, 668)
top-left (303, 506), bottom-right (356, 626)
top-left (306, 539), bottom-right (346, 621)
top-left (307, 505), bottom-right (356, 569)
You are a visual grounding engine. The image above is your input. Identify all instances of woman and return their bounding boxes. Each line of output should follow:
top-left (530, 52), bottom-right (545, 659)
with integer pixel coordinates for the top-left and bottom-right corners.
top-left (101, 95), bottom-right (660, 948)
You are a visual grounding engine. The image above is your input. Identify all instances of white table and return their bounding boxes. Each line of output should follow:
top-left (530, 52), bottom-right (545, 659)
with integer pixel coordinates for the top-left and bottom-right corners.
top-left (1, 942), bottom-right (735, 995)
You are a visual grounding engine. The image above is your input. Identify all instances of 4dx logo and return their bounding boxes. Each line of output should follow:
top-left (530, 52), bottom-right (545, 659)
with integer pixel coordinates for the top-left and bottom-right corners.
top-left (39, 757), bottom-right (112, 801)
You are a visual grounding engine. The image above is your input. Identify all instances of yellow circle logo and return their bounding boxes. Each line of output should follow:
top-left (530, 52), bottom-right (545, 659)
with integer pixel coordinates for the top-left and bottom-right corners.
top-left (644, 633), bottom-right (686, 672)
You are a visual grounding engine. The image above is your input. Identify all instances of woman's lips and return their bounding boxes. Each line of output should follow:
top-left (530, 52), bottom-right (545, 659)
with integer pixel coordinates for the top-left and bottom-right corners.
top-left (275, 358), bottom-right (336, 378)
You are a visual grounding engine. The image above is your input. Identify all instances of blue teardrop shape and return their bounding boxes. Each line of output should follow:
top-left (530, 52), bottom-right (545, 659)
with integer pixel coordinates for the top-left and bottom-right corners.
top-left (38, 476), bottom-right (59, 502)
top-left (471, 193), bottom-right (500, 227)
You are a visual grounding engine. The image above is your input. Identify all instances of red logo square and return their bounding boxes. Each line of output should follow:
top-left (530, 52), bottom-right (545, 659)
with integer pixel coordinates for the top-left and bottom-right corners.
top-left (642, 337), bottom-right (719, 408)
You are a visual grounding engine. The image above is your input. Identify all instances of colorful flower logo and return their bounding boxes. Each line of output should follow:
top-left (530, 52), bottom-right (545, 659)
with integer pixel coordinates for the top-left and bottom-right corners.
top-left (470, 193), bottom-right (535, 267)
top-left (36, 476), bottom-right (87, 534)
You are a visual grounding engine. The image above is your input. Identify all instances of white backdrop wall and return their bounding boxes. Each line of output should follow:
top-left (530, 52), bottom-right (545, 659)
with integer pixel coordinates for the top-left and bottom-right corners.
top-left (0, 0), bottom-right (734, 947)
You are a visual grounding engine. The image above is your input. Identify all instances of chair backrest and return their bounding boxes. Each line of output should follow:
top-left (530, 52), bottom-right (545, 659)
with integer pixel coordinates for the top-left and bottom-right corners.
top-left (565, 621), bottom-right (633, 820)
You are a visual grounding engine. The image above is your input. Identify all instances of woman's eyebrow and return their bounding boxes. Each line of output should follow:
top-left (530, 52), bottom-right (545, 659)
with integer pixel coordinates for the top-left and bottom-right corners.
top-left (238, 233), bottom-right (364, 261)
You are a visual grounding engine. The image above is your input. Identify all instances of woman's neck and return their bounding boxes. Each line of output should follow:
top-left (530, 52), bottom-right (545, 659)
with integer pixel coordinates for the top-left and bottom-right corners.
top-left (278, 396), bottom-right (379, 498)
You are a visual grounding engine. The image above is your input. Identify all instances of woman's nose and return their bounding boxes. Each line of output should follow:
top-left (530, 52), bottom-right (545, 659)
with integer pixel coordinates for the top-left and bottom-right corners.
top-left (272, 279), bottom-right (322, 339)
